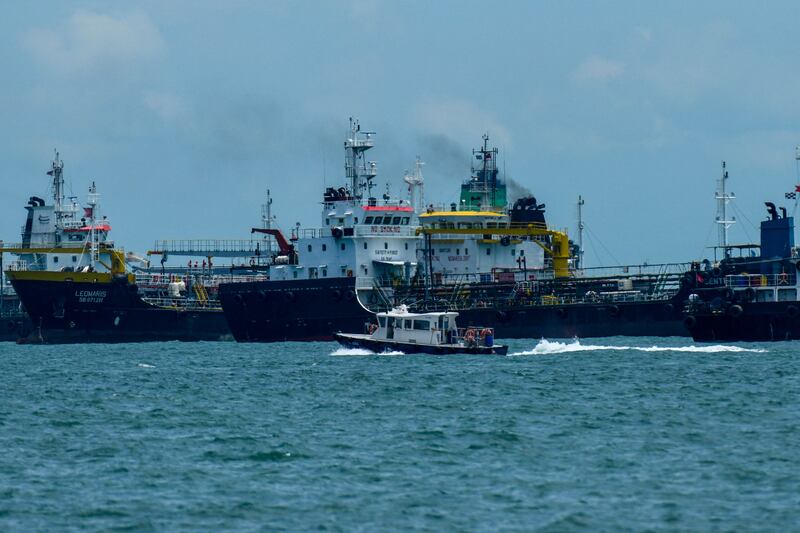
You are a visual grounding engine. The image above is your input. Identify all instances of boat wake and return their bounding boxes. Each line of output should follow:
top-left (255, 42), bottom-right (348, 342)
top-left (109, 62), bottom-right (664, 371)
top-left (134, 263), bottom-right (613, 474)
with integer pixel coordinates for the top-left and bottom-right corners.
top-left (330, 348), bottom-right (405, 356)
top-left (510, 338), bottom-right (768, 356)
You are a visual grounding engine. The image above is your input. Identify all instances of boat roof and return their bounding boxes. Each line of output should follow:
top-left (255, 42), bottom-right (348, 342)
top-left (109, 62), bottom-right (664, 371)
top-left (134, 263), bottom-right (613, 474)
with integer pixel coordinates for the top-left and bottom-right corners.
top-left (378, 305), bottom-right (458, 319)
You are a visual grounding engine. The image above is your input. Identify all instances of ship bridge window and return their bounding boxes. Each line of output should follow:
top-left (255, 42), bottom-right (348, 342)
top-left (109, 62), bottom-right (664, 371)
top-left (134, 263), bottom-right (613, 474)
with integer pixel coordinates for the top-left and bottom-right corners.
top-left (373, 217), bottom-right (383, 224)
top-left (401, 217), bottom-right (410, 225)
top-left (458, 223), bottom-right (472, 229)
top-left (338, 218), bottom-right (344, 224)
top-left (413, 320), bottom-right (431, 331)
top-left (364, 216), bottom-right (374, 224)
top-left (392, 216), bottom-right (401, 225)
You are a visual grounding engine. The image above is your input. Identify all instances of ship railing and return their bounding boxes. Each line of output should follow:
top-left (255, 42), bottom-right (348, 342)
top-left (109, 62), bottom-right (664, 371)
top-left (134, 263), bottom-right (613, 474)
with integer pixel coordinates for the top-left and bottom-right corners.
top-left (724, 273), bottom-right (796, 288)
top-left (0, 241), bottom-right (117, 251)
top-left (574, 262), bottom-right (693, 279)
top-left (134, 272), bottom-right (270, 287)
top-left (139, 296), bottom-right (222, 310)
top-left (5, 260), bottom-right (30, 271)
top-left (149, 239), bottom-right (264, 256)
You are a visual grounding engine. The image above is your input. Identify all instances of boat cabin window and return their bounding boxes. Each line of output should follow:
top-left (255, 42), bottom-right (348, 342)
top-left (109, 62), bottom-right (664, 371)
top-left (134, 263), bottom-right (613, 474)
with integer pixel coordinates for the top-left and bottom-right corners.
top-left (387, 317), bottom-right (396, 328)
top-left (401, 217), bottom-right (410, 225)
top-left (72, 256), bottom-right (77, 262)
top-left (778, 288), bottom-right (795, 301)
top-left (354, 217), bottom-right (358, 224)
top-left (405, 243), bottom-right (409, 250)
top-left (325, 219), bottom-right (330, 225)
top-left (384, 242), bottom-right (388, 250)
top-left (438, 316), bottom-right (449, 330)
top-left (378, 316), bottom-right (386, 327)
top-left (341, 243), bottom-right (346, 251)
top-left (364, 242), bottom-right (367, 250)
top-left (338, 218), bottom-right (344, 224)
top-left (486, 248), bottom-right (491, 256)
top-left (322, 244), bottom-right (327, 251)
top-left (520, 250), bottom-right (524, 256)
top-left (392, 216), bottom-right (401, 225)
top-left (373, 217), bottom-right (383, 224)
top-left (511, 249), bottom-right (515, 256)
top-left (757, 290), bottom-right (773, 303)
top-left (364, 216), bottom-right (374, 224)
top-left (53, 256), bottom-right (59, 264)
top-left (404, 319), bottom-right (412, 329)
top-left (322, 268), bottom-right (327, 277)
top-left (412, 320), bottom-right (431, 331)
top-left (308, 245), bottom-right (312, 252)
top-left (464, 248), bottom-right (468, 255)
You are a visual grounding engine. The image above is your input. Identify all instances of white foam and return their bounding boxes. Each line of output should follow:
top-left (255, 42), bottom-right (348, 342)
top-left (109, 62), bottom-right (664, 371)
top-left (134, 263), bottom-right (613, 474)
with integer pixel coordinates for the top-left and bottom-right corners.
top-left (329, 348), bottom-right (405, 356)
top-left (137, 363), bottom-right (156, 368)
top-left (510, 338), bottom-right (767, 356)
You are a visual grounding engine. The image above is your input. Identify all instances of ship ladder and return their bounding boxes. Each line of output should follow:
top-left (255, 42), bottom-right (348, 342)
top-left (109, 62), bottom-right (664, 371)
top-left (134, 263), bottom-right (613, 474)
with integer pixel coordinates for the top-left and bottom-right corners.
top-left (193, 282), bottom-right (209, 305)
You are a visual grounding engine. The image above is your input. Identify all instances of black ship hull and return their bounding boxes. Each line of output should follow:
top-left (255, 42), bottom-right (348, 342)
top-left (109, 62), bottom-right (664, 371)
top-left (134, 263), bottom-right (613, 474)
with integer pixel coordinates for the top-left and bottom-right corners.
top-left (219, 277), bottom-right (690, 343)
top-left (686, 301), bottom-right (800, 342)
top-left (10, 276), bottom-right (230, 344)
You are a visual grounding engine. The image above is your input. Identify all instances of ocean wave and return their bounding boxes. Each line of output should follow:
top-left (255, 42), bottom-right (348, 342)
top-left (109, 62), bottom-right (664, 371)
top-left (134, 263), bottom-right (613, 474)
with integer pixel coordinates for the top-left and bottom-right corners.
top-left (510, 339), bottom-right (767, 356)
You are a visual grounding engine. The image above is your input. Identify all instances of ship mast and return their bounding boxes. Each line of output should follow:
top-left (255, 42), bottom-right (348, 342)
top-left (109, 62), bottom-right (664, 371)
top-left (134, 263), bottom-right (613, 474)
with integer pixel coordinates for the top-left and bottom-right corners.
top-left (261, 189), bottom-right (273, 253)
top-left (715, 161), bottom-right (736, 259)
top-left (87, 182), bottom-right (99, 269)
top-left (471, 134), bottom-right (498, 210)
top-left (50, 151), bottom-right (65, 230)
top-left (577, 195), bottom-right (585, 270)
top-left (403, 157), bottom-right (425, 213)
top-left (343, 117), bottom-right (377, 200)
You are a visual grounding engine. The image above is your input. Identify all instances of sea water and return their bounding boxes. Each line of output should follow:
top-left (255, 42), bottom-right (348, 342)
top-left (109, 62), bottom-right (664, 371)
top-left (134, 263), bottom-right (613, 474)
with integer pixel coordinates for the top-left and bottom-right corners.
top-left (0, 337), bottom-right (798, 530)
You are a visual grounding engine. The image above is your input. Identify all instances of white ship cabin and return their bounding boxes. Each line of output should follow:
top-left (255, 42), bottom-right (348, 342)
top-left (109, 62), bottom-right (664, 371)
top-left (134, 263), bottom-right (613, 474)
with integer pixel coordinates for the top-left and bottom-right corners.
top-left (267, 118), bottom-right (421, 283)
top-left (6, 153), bottom-right (115, 274)
top-left (268, 195), bottom-right (420, 282)
top-left (373, 306), bottom-right (459, 345)
top-left (419, 210), bottom-right (545, 282)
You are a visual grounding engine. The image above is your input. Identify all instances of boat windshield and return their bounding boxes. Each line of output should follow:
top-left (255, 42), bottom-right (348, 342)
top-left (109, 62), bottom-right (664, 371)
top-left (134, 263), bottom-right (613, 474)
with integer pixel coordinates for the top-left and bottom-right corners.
top-left (413, 320), bottom-right (430, 330)
top-left (378, 316), bottom-right (386, 327)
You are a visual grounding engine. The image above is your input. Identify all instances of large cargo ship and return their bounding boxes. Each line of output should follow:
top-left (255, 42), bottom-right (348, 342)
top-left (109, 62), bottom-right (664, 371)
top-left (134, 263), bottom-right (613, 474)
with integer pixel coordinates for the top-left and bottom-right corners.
top-left (218, 119), bottom-right (423, 341)
top-left (4, 153), bottom-right (233, 343)
top-left (683, 196), bottom-right (800, 342)
top-left (220, 133), bottom-right (695, 342)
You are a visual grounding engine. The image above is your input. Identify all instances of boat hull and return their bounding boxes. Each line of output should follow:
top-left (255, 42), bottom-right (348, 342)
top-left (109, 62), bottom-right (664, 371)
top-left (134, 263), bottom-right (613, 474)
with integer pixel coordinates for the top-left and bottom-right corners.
top-left (333, 333), bottom-right (508, 355)
top-left (219, 277), bottom-right (689, 343)
top-left (686, 301), bottom-right (800, 342)
top-left (9, 274), bottom-right (230, 344)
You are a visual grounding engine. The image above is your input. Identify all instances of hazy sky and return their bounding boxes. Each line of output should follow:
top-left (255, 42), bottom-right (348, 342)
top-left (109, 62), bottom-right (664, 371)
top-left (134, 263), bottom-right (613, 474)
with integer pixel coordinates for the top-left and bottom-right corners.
top-left (2, 1), bottom-right (799, 266)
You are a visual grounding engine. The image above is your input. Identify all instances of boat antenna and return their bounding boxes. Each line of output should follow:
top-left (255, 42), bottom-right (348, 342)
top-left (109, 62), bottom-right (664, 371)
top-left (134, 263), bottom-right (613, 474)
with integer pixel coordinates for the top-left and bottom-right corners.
top-left (715, 161), bottom-right (736, 260)
top-left (794, 146), bottom-right (800, 217)
top-left (87, 181), bottom-right (99, 269)
top-left (261, 189), bottom-right (274, 253)
top-left (403, 157), bottom-right (425, 213)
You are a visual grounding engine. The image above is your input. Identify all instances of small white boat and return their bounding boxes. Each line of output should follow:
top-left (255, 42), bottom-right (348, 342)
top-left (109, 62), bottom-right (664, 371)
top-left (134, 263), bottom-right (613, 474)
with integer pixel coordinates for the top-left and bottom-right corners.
top-left (334, 305), bottom-right (508, 355)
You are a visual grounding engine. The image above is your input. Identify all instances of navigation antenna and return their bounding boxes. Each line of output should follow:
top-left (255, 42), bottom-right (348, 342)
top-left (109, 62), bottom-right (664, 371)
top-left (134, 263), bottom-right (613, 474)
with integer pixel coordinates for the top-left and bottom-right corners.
top-left (577, 195), bottom-right (585, 270)
top-left (715, 161), bottom-right (736, 259)
top-left (471, 134), bottom-right (499, 210)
